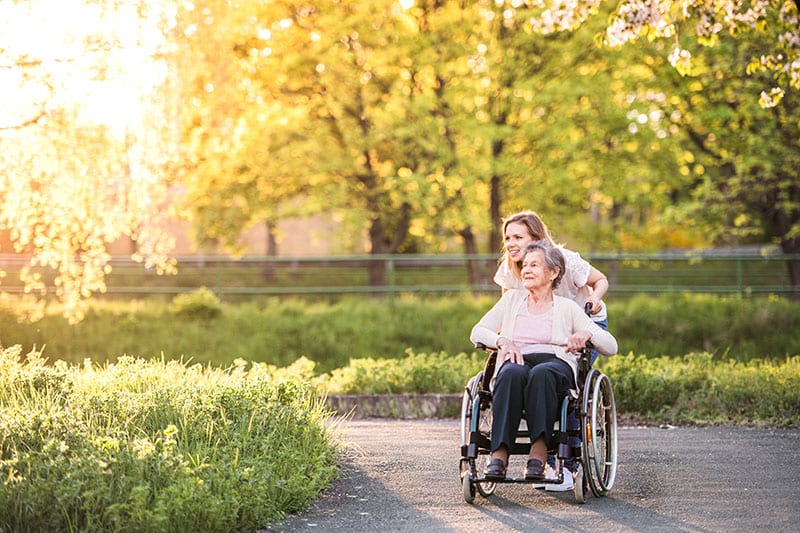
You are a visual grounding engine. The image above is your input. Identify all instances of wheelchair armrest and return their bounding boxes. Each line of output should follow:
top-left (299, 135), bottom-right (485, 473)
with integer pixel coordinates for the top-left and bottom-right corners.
top-left (481, 351), bottom-right (497, 392)
top-left (473, 343), bottom-right (497, 391)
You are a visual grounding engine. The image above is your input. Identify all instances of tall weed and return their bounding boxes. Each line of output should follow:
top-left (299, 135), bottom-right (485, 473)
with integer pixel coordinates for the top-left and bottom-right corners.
top-left (597, 352), bottom-right (800, 426)
top-left (0, 347), bottom-right (339, 532)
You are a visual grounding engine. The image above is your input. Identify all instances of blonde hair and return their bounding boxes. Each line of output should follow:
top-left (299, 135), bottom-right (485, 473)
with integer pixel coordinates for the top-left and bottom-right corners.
top-left (500, 211), bottom-right (556, 280)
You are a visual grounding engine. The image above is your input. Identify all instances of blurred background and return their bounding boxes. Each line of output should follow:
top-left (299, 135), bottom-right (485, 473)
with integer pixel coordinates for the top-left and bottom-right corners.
top-left (1, 0), bottom-right (798, 322)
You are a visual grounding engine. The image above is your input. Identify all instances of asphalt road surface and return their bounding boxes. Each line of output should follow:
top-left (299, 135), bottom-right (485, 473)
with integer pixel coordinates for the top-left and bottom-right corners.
top-left (267, 419), bottom-right (800, 532)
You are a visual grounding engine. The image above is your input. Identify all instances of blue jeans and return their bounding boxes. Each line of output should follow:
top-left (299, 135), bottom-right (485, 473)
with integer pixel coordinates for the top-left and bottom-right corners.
top-left (589, 316), bottom-right (608, 365)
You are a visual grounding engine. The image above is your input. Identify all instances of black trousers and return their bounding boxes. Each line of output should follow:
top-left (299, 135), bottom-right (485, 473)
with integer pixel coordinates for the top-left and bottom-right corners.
top-left (490, 353), bottom-right (574, 454)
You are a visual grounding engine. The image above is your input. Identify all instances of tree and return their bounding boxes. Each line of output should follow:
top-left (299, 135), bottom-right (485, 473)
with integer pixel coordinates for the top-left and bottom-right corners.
top-left (436, 1), bottom-right (695, 256)
top-left (522, 0), bottom-right (799, 107)
top-left (0, 0), bottom-right (178, 322)
top-left (170, 0), bottom-right (496, 285)
top-left (170, 0), bottom-right (704, 277)
top-left (162, 0), bottom-right (312, 256)
top-left (646, 31), bottom-right (800, 295)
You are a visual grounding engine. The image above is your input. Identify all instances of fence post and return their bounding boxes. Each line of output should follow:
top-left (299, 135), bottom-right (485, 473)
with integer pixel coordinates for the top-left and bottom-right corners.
top-left (736, 257), bottom-right (743, 296)
top-left (386, 256), bottom-right (396, 305)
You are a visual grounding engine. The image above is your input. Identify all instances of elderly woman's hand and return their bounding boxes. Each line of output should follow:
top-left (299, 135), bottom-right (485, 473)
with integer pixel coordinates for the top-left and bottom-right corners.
top-left (566, 331), bottom-right (592, 354)
top-left (497, 337), bottom-right (523, 365)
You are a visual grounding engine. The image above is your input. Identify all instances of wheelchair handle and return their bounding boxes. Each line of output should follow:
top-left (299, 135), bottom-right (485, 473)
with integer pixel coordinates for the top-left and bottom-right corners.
top-left (584, 302), bottom-right (593, 315)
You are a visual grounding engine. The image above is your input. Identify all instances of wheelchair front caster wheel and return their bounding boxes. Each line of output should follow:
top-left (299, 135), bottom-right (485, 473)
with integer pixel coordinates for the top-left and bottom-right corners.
top-left (462, 472), bottom-right (475, 504)
top-left (573, 465), bottom-right (586, 504)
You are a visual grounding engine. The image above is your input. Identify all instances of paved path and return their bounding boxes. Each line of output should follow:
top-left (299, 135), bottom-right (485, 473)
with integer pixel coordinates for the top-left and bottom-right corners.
top-left (267, 419), bottom-right (800, 532)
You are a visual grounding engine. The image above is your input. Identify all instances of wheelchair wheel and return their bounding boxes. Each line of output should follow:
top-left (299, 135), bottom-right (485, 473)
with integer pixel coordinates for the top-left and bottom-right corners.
top-left (460, 372), bottom-right (496, 499)
top-left (474, 457), bottom-right (496, 496)
top-left (573, 463), bottom-right (586, 504)
top-left (460, 454), bottom-right (495, 501)
top-left (462, 468), bottom-right (476, 503)
top-left (581, 369), bottom-right (618, 497)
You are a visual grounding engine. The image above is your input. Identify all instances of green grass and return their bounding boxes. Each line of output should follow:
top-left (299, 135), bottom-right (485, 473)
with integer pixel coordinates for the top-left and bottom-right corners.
top-left (0, 346), bottom-right (341, 532)
top-left (597, 352), bottom-right (800, 426)
top-left (0, 292), bottom-right (797, 374)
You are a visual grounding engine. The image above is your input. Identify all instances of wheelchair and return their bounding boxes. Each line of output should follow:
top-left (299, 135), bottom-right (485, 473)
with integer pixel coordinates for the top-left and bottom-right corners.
top-left (459, 340), bottom-right (617, 504)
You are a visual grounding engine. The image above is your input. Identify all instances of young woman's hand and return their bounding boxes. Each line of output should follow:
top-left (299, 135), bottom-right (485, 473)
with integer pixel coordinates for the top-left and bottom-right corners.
top-left (585, 297), bottom-right (601, 315)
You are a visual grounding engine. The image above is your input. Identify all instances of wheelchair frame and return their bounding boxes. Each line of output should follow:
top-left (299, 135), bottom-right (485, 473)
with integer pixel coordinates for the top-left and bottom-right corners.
top-left (459, 343), bottom-right (618, 504)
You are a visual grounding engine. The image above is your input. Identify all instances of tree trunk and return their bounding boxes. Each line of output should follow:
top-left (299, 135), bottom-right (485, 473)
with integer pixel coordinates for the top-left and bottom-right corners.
top-left (458, 226), bottom-right (485, 294)
top-left (780, 235), bottom-right (800, 300)
top-left (368, 217), bottom-right (387, 288)
top-left (366, 202), bottom-right (411, 290)
top-left (489, 174), bottom-right (502, 255)
top-left (769, 177), bottom-right (800, 299)
top-left (261, 219), bottom-right (278, 281)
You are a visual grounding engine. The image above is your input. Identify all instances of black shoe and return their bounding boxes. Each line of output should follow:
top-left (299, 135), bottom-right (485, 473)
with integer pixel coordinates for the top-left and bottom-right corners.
top-left (484, 458), bottom-right (507, 480)
top-left (525, 458), bottom-right (545, 480)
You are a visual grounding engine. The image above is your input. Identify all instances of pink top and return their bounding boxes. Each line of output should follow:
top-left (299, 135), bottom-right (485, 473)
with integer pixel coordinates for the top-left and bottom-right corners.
top-left (512, 304), bottom-right (553, 348)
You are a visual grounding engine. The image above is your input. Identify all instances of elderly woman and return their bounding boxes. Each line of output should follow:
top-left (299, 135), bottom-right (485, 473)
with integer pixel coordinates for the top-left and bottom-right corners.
top-left (470, 241), bottom-right (618, 481)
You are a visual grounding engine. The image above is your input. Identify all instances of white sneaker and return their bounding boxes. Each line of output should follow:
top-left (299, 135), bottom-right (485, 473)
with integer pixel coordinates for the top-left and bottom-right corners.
top-left (545, 469), bottom-right (574, 492)
top-left (532, 464), bottom-right (556, 489)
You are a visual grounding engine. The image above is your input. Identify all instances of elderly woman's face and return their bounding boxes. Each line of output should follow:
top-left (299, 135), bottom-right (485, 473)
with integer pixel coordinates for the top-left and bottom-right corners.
top-left (521, 250), bottom-right (557, 290)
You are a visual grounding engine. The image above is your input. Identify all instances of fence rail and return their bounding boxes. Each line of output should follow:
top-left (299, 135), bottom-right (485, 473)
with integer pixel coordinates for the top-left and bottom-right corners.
top-left (0, 252), bottom-right (797, 298)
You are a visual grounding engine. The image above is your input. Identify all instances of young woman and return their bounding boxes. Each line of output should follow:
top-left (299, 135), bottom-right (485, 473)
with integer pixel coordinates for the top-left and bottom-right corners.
top-left (495, 210), bottom-right (609, 334)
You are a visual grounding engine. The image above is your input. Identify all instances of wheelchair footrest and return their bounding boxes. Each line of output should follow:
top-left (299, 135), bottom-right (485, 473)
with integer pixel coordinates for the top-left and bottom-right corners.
top-left (471, 472), bottom-right (565, 485)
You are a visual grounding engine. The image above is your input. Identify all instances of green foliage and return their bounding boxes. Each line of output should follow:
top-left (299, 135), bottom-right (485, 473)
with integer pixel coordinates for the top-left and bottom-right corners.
top-left (312, 348), bottom-right (800, 426)
top-left (170, 287), bottom-right (223, 320)
top-left (1, 294), bottom-right (797, 375)
top-left (0, 347), bottom-right (339, 532)
top-left (318, 349), bottom-right (485, 395)
top-left (646, 30), bottom-right (800, 254)
top-left (0, 294), bottom-right (497, 372)
top-left (612, 293), bottom-right (800, 359)
top-left (597, 352), bottom-right (800, 426)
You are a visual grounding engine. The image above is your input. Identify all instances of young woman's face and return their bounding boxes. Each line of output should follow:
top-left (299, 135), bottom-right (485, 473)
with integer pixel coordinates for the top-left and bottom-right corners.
top-left (521, 250), bottom-right (557, 291)
top-left (504, 221), bottom-right (536, 263)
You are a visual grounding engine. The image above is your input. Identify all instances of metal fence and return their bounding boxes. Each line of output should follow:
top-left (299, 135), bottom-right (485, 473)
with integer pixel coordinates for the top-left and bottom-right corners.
top-left (1, 251), bottom-right (797, 298)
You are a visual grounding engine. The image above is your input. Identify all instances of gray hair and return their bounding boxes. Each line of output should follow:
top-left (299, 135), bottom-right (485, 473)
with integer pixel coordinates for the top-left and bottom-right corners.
top-left (522, 241), bottom-right (565, 289)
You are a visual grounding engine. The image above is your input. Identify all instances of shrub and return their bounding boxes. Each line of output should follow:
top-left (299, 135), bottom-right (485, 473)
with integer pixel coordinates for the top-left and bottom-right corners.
top-left (169, 287), bottom-right (223, 320)
top-left (597, 352), bottom-right (800, 426)
top-left (612, 293), bottom-right (800, 359)
top-left (0, 347), bottom-right (339, 532)
top-left (318, 349), bottom-right (485, 394)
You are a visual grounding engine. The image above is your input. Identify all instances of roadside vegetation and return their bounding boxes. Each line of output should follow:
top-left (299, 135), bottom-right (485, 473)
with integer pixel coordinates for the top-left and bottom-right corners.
top-left (1, 291), bottom-right (797, 371)
top-left (1, 292), bottom-right (798, 529)
top-left (0, 346), bottom-right (339, 532)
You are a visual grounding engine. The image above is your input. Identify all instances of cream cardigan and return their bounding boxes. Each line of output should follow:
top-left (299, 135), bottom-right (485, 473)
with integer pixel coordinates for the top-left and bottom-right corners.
top-left (470, 290), bottom-right (618, 385)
